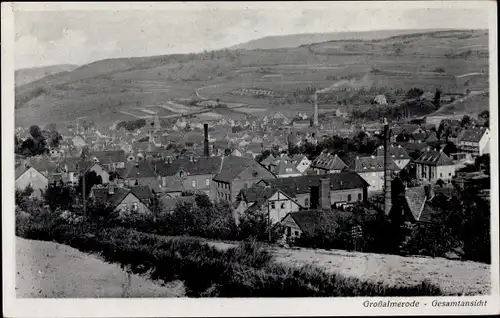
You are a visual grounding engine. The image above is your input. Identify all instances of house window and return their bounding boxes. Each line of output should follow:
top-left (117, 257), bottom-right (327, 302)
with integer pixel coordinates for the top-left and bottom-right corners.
top-left (205, 179), bottom-right (210, 186)
top-left (358, 193), bottom-right (362, 201)
top-left (440, 173), bottom-right (443, 178)
top-left (192, 180), bottom-right (197, 188)
top-left (449, 173), bottom-right (452, 176)
top-left (304, 198), bottom-right (309, 206)
top-left (286, 227), bottom-right (291, 236)
top-left (347, 194), bottom-right (352, 202)
top-left (281, 203), bottom-right (285, 209)
top-left (121, 204), bottom-right (128, 212)
top-left (132, 203), bottom-right (138, 211)
top-left (271, 202), bottom-right (276, 209)
top-left (294, 231), bottom-right (299, 237)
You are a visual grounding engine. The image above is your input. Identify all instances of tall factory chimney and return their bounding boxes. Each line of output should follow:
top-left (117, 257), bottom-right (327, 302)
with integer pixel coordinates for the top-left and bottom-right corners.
top-left (203, 123), bottom-right (210, 157)
top-left (383, 118), bottom-right (392, 216)
top-left (313, 91), bottom-right (319, 127)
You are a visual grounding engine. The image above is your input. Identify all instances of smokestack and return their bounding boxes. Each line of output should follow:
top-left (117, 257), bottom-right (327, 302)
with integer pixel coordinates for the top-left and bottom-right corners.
top-left (313, 92), bottom-right (319, 127)
top-left (203, 123), bottom-right (209, 157)
top-left (383, 118), bottom-right (391, 216)
top-left (319, 178), bottom-right (331, 210)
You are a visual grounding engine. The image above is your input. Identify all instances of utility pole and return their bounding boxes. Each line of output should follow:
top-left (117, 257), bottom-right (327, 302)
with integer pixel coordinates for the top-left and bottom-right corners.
top-left (268, 203), bottom-right (272, 243)
top-left (80, 146), bottom-right (89, 218)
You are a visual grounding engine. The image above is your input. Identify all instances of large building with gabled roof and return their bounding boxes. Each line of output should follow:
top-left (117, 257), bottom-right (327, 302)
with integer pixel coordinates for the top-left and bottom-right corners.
top-left (310, 151), bottom-right (347, 174)
top-left (347, 155), bottom-right (400, 192)
top-left (414, 148), bottom-right (455, 182)
top-left (457, 127), bottom-right (490, 157)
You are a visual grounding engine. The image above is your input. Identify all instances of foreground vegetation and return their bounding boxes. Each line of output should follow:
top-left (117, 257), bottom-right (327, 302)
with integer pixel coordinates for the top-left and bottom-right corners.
top-left (16, 202), bottom-right (443, 297)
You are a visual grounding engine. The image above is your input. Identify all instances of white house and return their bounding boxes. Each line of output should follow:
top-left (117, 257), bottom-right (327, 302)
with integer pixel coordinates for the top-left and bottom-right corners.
top-left (347, 155), bottom-right (401, 192)
top-left (414, 149), bottom-right (455, 183)
top-left (457, 127), bottom-right (490, 157)
top-left (91, 185), bottom-right (152, 218)
top-left (15, 165), bottom-right (49, 198)
top-left (234, 184), bottom-right (302, 224)
top-left (291, 154), bottom-right (311, 174)
top-left (375, 144), bottom-right (411, 170)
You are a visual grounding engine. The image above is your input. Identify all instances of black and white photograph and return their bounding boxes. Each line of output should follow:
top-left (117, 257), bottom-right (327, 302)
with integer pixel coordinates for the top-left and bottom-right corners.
top-left (2, 1), bottom-right (498, 317)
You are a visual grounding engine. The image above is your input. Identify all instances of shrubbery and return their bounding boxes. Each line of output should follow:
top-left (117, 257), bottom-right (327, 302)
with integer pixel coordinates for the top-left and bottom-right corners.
top-left (15, 207), bottom-right (443, 297)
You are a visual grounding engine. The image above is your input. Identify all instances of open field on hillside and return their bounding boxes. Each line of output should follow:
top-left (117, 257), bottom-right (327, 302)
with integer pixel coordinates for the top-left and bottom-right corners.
top-left (16, 237), bottom-right (185, 298)
top-left (15, 30), bottom-right (489, 127)
top-left (207, 241), bottom-right (490, 295)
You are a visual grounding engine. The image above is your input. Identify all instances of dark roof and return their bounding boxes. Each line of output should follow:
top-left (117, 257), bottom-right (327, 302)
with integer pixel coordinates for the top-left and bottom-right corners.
top-left (118, 161), bottom-right (157, 179)
top-left (287, 210), bottom-right (339, 237)
top-left (414, 150), bottom-right (454, 166)
top-left (92, 187), bottom-right (134, 209)
top-left (404, 186), bottom-right (427, 221)
top-left (399, 142), bottom-right (429, 152)
top-left (348, 156), bottom-right (400, 173)
top-left (92, 150), bottom-right (126, 164)
top-left (155, 156), bottom-right (222, 177)
top-left (418, 203), bottom-right (438, 223)
top-left (25, 157), bottom-right (58, 176)
top-left (291, 154), bottom-right (308, 162)
top-left (58, 157), bottom-right (97, 173)
top-left (259, 154), bottom-right (276, 166)
top-left (271, 158), bottom-right (301, 176)
top-left (458, 127), bottom-right (488, 143)
top-left (411, 133), bottom-right (427, 142)
top-left (213, 156), bottom-right (272, 183)
top-left (391, 124), bottom-right (420, 136)
top-left (238, 184), bottom-right (276, 203)
top-left (259, 171), bottom-right (368, 197)
top-left (424, 132), bottom-right (439, 143)
top-left (374, 145), bottom-right (410, 160)
top-left (138, 176), bottom-right (184, 194)
top-left (129, 185), bottom-right (154, 201)
top-left (311, 152), bottom-right (347, 171)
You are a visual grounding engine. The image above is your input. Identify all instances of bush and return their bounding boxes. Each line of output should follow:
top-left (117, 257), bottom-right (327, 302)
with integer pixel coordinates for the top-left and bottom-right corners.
top-left (15, 216), bottom-right (443, 297)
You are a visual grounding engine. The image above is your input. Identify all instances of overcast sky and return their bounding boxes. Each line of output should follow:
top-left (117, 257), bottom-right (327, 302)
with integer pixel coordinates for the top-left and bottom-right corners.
top-left (13, 2), bottom-right (490, 69)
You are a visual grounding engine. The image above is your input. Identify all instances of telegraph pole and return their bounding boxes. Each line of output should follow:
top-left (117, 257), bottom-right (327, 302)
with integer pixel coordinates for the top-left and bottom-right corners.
top-left (80, 146), bottom-right (89, 218)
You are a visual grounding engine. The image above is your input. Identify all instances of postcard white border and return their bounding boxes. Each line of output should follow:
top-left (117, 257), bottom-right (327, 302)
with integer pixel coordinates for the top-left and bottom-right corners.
top-left (2, 1), bottom-right (499, 317)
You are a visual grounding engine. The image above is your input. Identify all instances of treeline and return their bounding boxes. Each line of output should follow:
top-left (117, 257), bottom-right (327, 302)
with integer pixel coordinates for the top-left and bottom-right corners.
top-left (15, 189), bottom-right (443, 297)
top-left (116, 119), bottom-right (146, 131)
top-left (15, 125), bottom-right (62, 157)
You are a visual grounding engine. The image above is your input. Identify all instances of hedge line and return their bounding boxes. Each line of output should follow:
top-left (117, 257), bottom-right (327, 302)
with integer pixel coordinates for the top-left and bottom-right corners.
top-left (16, 210), bottom-right (443, 297)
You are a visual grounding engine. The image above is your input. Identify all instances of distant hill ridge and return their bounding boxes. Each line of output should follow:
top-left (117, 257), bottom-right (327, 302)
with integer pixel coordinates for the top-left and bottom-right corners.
top-left (230, 28), bottom-right (477, 50)
top-left (14, 29), bottom-right (488, 127)
top-left (15, 64), bottom-right (79, 86)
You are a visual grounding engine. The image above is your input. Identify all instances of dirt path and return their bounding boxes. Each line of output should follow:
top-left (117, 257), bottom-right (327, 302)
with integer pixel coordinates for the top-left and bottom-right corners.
top-left (206, 241), bottom-right (490, 295)
top-left (16, 237), bottom-right (184, 298)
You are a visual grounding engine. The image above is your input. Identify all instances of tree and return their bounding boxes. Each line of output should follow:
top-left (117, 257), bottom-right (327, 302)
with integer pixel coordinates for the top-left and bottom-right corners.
top-left (43, 181), bottom-right (75, 211)
top-left (49, 130), bottom-right (63, 148)
top-left (17, 125), bottom-right (48, 156)
top-left (406, 88), bottom-right (424, 100)
top-left (475, 154), bottom-right (490, 175)
top-left (478, 110), bottom-right (489, 120)
top-left (194, 193), bottom-right (213, 209)
top-left (76, 171), bottom-right (103, 199)
top-left (433, 88), bottom-right (442, 109)
top-left (460, 115), bottom-right (472, 128)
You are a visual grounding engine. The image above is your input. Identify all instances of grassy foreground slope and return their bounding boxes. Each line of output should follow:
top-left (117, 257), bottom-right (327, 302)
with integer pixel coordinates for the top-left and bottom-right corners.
top-left (16, 237), bottom-right (184, 298)
top-left (208, 241), bottom-right (491, 295)
top-left (15, 29), bottom-right (489, 127)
